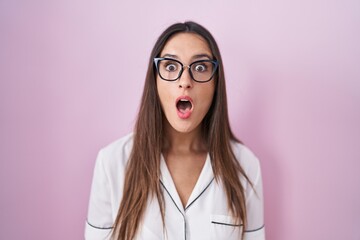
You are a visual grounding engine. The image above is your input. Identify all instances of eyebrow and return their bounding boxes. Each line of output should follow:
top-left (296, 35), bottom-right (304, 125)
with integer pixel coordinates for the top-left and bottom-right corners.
top-left (162, 54), bottom-right (179, 59)
top-left (161, 53), bottom-right (213, 61)
top-left (192, 54), bottom-right (212, 60)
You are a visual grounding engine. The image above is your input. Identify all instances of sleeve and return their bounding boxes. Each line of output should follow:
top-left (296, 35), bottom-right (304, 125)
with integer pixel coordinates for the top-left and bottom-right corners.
top-left (85, 150), bottom-right (114, 240)
top-left (243, 158), bottom-right (265, 240)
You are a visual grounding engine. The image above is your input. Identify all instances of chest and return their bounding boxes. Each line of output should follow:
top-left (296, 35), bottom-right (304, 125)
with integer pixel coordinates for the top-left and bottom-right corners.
top-left (138, 181), bottom-right (243, 240)
top-left (165, 153), bottom-right (206, 207)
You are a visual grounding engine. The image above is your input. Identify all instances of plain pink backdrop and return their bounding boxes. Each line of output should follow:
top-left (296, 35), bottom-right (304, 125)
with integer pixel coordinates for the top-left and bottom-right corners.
top-left (1, 0), bottom-right (359, 239)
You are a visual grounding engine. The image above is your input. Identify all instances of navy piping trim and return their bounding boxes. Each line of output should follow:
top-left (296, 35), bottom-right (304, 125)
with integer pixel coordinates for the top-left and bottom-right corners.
top-left (244, 224), bottom-right (265, 233)
top-left (211, 221), bottom-right (243, 227)
top-left (184, 218), bottom-right (187, 240)
top-left (160, 180), bottom-right (187, 239)
top-left (159, 180), bottom-right (184, 216)
top-left (86, 220), bottom-right (113, 230)
top-left (185, 178), bottom-right (214, 211)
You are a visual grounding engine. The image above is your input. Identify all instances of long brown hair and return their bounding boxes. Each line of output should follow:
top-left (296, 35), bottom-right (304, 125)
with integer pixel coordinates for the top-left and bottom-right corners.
top-left (112, 21), bottom-right (252, 239)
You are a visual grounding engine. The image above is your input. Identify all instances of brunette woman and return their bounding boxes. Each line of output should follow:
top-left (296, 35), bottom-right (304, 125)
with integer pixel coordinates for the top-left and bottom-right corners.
top-left (85, 21), bottom-right (265, 240)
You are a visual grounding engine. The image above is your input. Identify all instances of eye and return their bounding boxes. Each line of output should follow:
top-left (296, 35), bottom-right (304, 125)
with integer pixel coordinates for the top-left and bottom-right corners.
top-left (194, 63), bottom-right (207, 72)
top-left (165, 63), bottom-right (178, 72)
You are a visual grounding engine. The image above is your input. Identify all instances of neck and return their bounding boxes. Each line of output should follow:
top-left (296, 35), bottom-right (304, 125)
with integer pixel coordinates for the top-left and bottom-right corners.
top-left (163, 123), bottom-right (206, 154)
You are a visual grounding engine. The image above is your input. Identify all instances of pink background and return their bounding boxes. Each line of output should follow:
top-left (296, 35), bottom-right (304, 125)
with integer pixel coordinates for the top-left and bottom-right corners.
top-left (1, 0), bottom-right (359, 239)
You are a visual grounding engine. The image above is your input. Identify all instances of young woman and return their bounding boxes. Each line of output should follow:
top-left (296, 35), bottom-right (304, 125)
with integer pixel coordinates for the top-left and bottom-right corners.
top-left (85, 21), bottom-right (265, 240)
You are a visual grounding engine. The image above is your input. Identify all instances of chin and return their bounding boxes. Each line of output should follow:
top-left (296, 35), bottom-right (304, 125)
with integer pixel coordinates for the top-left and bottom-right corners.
top-left (163, 113), bottom-right (203, 134)
top-left (174, 127), bottom-right (195, 134)
top-left (170, 121), bottom-right (200, 134)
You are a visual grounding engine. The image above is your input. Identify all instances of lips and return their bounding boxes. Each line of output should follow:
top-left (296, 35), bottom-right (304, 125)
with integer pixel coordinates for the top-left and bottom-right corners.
top-left (175, 96), bottom-right (193, 119)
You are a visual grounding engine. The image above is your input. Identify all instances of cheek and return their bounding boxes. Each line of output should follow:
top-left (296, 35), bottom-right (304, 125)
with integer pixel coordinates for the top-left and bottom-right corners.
top-left (195, 85), bottom-right (215, 118)
top-left (203, 83), bottom-right (215, 107)
top-left (156, 78), bottom-right (165, 101)
top-left (156, 79), bottom-right (172, 108)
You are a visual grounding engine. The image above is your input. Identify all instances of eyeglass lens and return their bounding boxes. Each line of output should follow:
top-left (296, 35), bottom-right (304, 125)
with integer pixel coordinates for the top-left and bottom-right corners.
top-left (158, 59), bottom-right (216, 82)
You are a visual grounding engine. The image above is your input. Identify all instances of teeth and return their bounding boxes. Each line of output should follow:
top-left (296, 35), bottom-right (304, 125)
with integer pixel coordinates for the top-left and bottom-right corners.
top-left (180, 99), bottom-right (189, 102)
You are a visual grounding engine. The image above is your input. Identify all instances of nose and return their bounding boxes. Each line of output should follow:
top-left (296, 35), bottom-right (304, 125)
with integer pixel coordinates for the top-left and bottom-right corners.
top-left (178, 67), bottom-right (193, 89)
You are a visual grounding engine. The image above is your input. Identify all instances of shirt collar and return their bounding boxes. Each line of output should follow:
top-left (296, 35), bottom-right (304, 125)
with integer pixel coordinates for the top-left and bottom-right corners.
top-left (160, 153), bottom-right (215, 212)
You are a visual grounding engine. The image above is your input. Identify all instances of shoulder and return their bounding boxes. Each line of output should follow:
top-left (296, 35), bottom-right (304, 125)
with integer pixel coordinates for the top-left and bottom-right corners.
top-left (230, 141), bottom-right (262, 183)
top-left (231, 142), bottom-right (265, 236)
top-left (86, 133), bottom-right (135, 230)
top-left (96, 132), bottom-right (134, 172)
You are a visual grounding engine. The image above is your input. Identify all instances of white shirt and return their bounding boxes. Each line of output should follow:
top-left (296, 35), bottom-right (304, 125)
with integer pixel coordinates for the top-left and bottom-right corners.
top-left (85, 133), bottom-right (265, 240)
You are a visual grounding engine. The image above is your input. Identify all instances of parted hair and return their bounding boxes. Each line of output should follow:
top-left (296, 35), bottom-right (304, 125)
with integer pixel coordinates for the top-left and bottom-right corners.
top-left (111, 21), bottom-right (252, 240)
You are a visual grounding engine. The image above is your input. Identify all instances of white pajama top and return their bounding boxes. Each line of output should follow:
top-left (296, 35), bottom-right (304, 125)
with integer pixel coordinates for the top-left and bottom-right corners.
top-left (85, 133), bottom-right (265, 240)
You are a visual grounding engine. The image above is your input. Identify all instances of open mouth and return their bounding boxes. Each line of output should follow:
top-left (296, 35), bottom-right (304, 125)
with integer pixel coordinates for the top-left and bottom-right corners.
top-left (176, 99), bottom-right (192, 113)
top-left (175, 96), bottom-right (193, 119)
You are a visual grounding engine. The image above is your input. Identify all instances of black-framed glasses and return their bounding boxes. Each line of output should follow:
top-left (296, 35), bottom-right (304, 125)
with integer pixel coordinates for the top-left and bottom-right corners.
top-left (154, 57), bottom-right (219, 83)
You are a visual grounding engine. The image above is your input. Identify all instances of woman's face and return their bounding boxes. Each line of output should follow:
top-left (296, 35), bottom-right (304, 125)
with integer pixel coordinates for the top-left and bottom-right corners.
top-left (156, 32), bottom-right (215, 134)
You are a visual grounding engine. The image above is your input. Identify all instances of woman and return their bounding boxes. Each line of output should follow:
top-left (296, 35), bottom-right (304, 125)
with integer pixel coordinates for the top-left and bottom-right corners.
top-left (85, 21), bottom-right (265, 240)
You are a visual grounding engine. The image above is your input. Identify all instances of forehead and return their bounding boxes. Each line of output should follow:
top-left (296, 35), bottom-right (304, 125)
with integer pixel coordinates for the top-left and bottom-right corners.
top-left (160, 33), bottom-right (213, 59)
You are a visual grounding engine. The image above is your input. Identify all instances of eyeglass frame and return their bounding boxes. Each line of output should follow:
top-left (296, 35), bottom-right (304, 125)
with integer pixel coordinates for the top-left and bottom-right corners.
top-left (153, 57), bottom-right (219, 83)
